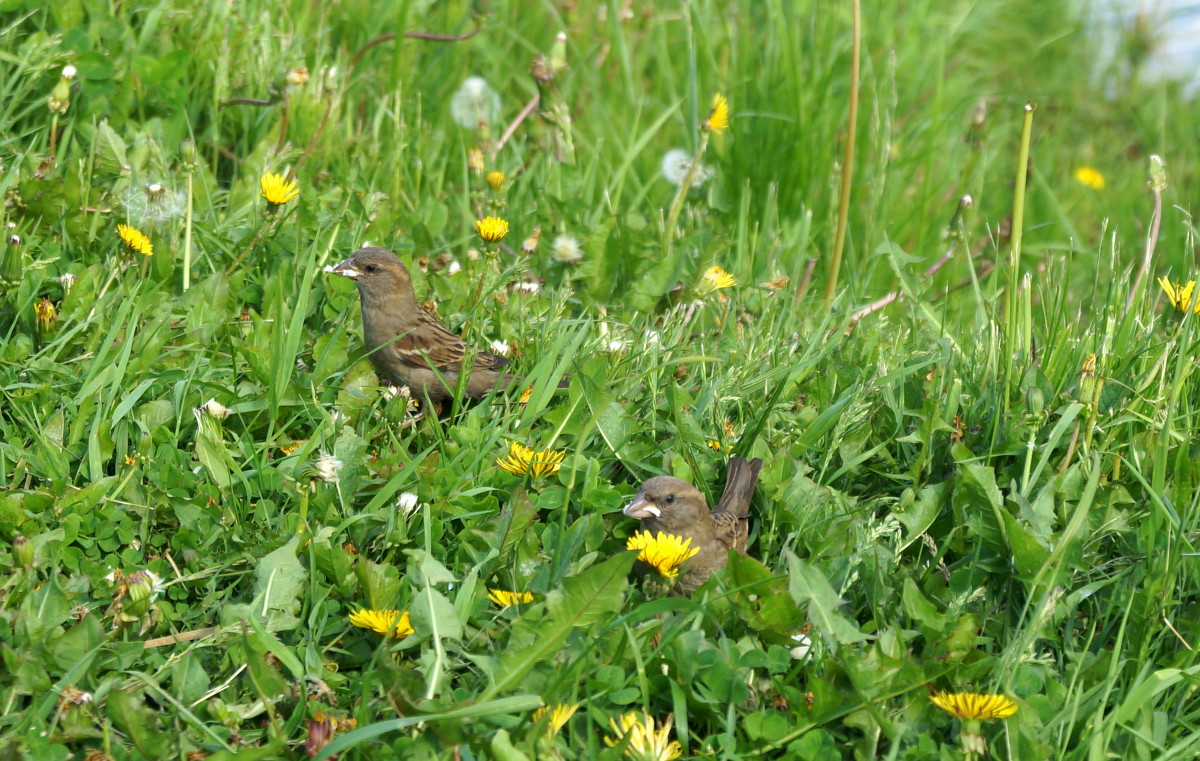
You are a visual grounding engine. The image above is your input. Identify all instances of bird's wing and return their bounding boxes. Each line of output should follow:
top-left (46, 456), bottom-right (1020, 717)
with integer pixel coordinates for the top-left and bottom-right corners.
top-left (710, 509), bottom-right (749, 552)
top-left (716, 457), bottom-right (763, 518)
top-left (382, 315), bottom-right (509, 372)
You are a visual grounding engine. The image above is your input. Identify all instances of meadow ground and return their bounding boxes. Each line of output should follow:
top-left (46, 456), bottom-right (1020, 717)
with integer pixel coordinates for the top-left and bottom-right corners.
top-left (2, 1), bottom-right (1200, 759)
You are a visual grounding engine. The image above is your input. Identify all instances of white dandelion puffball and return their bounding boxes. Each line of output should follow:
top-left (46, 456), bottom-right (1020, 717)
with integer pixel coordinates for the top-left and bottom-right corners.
top-left (450, 76), bottom-right (501, 129)
top-left (551, 235), bottom-right (583, 264)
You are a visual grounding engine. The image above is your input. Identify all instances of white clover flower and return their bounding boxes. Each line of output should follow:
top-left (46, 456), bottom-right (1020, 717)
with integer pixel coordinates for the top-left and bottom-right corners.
top-left (314, 453), bottom-right (342, 483)
top-left (790, 632), bottom-right (812, 661)
top-left (661, 148), bottom-right (712, 187)
top-left (450, 76), bottom-right (501, 129)
top-left (397, 492), bottom-right (420, 516)
top-left (551, 234), bottom-right (583, 264)
top-left (489, 340), bottom-right (511, 356)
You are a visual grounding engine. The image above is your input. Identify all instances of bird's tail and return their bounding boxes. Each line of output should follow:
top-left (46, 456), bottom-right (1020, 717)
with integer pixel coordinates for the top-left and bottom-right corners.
top-left (717, 456), bottom-right (763, 517)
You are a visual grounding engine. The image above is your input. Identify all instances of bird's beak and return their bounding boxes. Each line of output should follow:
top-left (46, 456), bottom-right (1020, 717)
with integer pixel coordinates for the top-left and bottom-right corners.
top-left (326, 258), bottom-right (362, 279)
top-left (623, 495), bottom-right (661, 519)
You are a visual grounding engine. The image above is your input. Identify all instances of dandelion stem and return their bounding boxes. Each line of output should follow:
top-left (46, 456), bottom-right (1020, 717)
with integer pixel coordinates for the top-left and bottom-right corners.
top-left (183, 171), bottom-right (194, 291)
top-left (998, 102), bottom-right (1035, 445)
top-left (1128, 156), bottom-right (1165, 309)
top-left (820, 0), bottom-right (861, 310)
top-left (662, 130), bottom-right (710, 257)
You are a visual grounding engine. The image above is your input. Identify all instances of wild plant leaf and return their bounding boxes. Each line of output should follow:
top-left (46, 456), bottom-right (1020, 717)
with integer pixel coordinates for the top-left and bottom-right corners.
top-left (786, 551), bottom-right (869, 650)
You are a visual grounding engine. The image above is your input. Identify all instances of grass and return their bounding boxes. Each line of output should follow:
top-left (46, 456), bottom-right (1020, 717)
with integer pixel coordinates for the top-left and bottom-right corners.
top-left (2, 0), bottom-right (1200, 759)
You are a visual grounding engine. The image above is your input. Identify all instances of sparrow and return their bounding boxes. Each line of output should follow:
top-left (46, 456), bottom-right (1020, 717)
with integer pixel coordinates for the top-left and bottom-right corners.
top-left (623, 456), bottom-right (764, 594)
top-left (329, 247), bottom-right (514, 403)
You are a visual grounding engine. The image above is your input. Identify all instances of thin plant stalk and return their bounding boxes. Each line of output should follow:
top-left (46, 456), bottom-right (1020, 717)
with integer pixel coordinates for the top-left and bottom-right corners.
top-left (662, 130), bottom-right (711, 258)
top-left (821, 0), bottom-right (861, 309)
top-left (997, 102), bottom-right (1035, 438)
top-left (183, 166), bottom-right (195, 291)
top-left (1127, 155), bottom-right (1167, 309)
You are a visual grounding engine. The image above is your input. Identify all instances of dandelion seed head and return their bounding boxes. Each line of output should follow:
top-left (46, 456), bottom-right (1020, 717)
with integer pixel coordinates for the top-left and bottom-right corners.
top-left (450, 76), bottom-right (501, 129)
top-left (551, 234), bottom-right (583, 264)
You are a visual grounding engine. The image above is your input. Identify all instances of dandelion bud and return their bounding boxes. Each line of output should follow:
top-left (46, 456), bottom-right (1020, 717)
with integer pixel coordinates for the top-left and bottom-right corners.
top-left (549, 32), bottom-right (568, 77)
top-left (1077, 353), bottom-right (1102, 406)
top-left (48, 78), bottom-right (71, 115)
top-left (1149, 154), bottom-right (1168, 193)
top-left (198, 399), bottom-right (230, 419)
top-left (12, 535), bottom-right (33, 570)
top-left (35, 297), bottom-right (57, 330)
top-left (1024, 386), bottom-right (1045, 416)
top-left (486, 170), bottom-right (505, 191)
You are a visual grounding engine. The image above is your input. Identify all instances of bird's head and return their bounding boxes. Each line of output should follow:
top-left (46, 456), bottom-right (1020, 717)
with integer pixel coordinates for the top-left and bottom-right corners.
top-left (623, 475), bottom-right (707, 532)
top-left (329, 247), bottom-right (416, 306)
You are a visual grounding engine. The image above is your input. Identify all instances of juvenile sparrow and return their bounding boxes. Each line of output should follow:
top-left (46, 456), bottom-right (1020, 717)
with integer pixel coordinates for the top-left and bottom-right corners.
top-left (330, 247), bottom-right (513, 403)
top-left (623, 456), bottom-right (764, 594)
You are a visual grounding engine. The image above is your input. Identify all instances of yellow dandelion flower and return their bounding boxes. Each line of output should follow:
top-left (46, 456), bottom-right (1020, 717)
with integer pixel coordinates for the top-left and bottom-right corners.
top-left (626, 531), bottom-right (700, 579)
top-left (486, 171), bottom-right (505, 191)
top-left (702, 265), bottom-right (737, 291)
top-left (534, 703), bottom-right (579, 736)
top-left (496, 441), bottom-right (565, 477)
top-left (705, 93), bottom-right (730, 134)
top-left (123, 454), bottom-right (137, 467)
top-left (260, 172), bottom-right (299, 206)
top-left (605, 712), bottom-right (682, 761)
top-left (117, 224), bottom-right (153, 256)
top-left (35, 297), bottom-right (57, 329)
top-left (1159, 277), bottom-right (1200, 314)
top-left (476, 216), bottom-right (510, 243)
top-left (1074, 166), bottom-right (1105, 190)
top-left (706, 439), bottom-right (732, 453)
top-left (347, 609), bottom-right (414, 638)
top-left (519, 385), bottom-right (534, 404)
top-left (930, 691), bottom-right (1018, 721)
top-left (487, 588), bottom-right (535, 607)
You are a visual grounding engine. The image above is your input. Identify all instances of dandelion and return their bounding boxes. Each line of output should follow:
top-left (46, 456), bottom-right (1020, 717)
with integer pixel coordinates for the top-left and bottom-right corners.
top-left (534, 703), bottom-right (579, 736)
top-left (397, 492), bottom-right (420, 516)
top-left (551, 234), bottom-right (583, 264)
top-left (197, 399), bottom-right (230, 419)
top-left (705, 93), bottom-right (730, 134)
top-left (123, 182), bottom-right (184, 223)
top-left (123, 454), bottom-right (137, 467)
top-left (314, 453), bottom-right (342, 483)
top-left (34, 297), bottom-right (57, 330)
top-left (930, 691), bottom-right (1018, 721)
top-left (519, 385), bottom-right (534, 404)
top-left (260, 172), bottom-right (299, 207)
top-left (513, 280), bottom-right (540, 295)
top-left (1073, 166), bottom-right (1105, 190)
top-left (702, 265), bottom-right (737, 291)
top-left (475, 216), bottom-right (510, 243)
top-left (660, 149), bottom-right (712, 187)
top-left (605, 712), bottom-right (682, 761)
top-left (60, 272), bottom-right (77, 291)
top-left (286, 67), bottom-right (309, 87)
top-left (486, 170), bottom-right (506, 190)
top-left (117, 224), bottom-right (153, 256)
top-left (1159, 277), bottom-right (1200, 314)
top-left (450, 76), bottom-right (501, 130)
top-left (61, 64), bottom-right (77, 81)
top-left (706, 440), bottom-right (731, 453)
top-left (626, 531), bottom-right (699, 579)
top-left (496, 441), bottom-right (565, 477)
top-left (467, 148), bottom-right (486, 173)
top-left (348, 609), bottom-right (414, 638)
top-left (930, 690), bottom-right (1018, 760)
top-left (521, 225), bottom-right (542, 255)
top-left (487, 588), bottom-right (535, 606)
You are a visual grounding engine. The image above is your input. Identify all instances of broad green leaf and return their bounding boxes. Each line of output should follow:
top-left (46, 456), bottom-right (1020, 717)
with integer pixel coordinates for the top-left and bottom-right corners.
top-left (786, 551), bottom-right (868, 650)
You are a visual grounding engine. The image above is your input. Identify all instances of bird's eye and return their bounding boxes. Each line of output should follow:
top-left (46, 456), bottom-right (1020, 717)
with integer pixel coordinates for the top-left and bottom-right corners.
top-left (365, 263), bottom-right (379, 273)
top-left (664, 494), bottom-right (675, 504)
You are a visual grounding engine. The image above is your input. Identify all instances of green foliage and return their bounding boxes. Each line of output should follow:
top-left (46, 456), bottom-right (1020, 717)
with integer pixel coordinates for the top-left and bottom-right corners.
top-left (2, 0), bottom-right (1200, 759)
